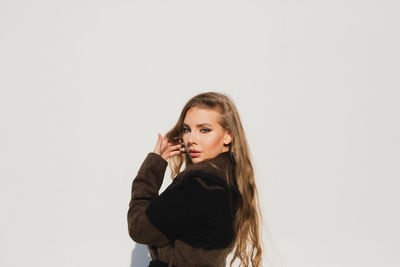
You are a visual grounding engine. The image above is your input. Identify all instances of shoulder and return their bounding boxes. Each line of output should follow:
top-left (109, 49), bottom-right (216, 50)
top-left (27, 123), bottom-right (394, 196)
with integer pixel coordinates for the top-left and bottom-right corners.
top-left (183, 159), bottom-right (221, 175)
top-left (178, 152), bottom-right (232, 183)
top-left (170, 151), bottom-right (238, 196)
top-left (183, 170), bottom-right (226, 188)
top-left (176, 164), bottom-right (228, 195)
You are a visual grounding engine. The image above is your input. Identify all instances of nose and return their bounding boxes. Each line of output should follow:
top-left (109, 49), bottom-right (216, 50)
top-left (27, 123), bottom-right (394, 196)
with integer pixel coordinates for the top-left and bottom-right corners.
top-left (186, 133), bottom-right (197, 149)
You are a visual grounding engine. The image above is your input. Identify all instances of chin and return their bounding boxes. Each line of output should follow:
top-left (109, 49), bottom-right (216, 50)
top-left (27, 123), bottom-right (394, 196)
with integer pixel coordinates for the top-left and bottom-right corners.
top-left (191, 157), bottom-right (202, 163)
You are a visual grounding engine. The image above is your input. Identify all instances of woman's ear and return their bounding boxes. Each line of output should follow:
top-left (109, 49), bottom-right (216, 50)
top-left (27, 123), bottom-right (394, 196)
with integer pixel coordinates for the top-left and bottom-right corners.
top-left (224, 131), bottom-right (232, 146)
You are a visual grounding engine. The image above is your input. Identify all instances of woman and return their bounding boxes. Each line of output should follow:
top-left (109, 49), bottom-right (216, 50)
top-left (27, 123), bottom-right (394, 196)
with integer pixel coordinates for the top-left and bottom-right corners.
top-left (127, 92), bottom-right (262, 266)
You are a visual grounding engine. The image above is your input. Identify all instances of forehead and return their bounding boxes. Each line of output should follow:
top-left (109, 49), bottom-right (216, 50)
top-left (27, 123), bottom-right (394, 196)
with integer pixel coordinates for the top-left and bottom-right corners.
top-left (183, 107), bottom-right (221, 125)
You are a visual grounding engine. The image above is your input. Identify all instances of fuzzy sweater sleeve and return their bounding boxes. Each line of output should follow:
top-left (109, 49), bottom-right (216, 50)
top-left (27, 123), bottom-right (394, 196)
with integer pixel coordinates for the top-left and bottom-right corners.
top-left (127, 152), bottom-right (170, 245)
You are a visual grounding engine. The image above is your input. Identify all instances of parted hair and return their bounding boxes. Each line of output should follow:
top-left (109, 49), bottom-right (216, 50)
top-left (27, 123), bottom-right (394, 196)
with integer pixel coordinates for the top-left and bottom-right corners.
top-left (164, 92), bottom-right (263, 267)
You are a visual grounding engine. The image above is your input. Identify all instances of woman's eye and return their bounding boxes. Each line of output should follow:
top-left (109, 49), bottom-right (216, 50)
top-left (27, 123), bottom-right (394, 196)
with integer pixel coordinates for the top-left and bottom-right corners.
top-left (183, 128), bottom-right (210, 133)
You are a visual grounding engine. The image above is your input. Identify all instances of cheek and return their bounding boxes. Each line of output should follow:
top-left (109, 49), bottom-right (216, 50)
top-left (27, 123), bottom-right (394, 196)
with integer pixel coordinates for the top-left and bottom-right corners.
top-left (203, 133), bottom-right (223, 147)
top-left (182, 133), bottom-right (189, 142)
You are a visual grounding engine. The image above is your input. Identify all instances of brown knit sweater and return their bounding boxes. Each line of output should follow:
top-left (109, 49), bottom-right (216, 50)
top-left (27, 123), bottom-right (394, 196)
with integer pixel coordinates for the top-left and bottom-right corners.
top-left (127, 151), bottom-right (240, 267)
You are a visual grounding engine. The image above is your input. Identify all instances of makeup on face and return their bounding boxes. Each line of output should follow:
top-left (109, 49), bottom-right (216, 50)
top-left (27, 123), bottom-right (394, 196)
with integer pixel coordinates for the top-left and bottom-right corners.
top-left (182, 107), bottom-right (230, 162)
top-left (171, 138), bottom-right (202, 160)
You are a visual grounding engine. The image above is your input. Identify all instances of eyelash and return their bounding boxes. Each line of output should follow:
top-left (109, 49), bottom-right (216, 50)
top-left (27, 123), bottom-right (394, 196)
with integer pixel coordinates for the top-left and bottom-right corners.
top-left (183, 128), bottom-right (211, 133)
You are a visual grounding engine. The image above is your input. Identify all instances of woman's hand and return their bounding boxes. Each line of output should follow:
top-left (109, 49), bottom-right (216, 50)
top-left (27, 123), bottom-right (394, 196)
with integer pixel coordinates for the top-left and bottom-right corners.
top-left (153, 133), bottom-right (183, 161)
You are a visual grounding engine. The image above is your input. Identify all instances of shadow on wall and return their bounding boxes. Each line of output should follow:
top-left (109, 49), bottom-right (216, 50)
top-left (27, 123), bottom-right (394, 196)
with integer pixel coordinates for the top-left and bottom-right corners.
top-left (130, 243), bottom-right (151, 267)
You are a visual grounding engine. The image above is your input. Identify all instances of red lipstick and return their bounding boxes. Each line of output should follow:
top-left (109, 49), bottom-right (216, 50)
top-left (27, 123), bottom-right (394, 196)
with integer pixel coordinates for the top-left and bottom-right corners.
top-left (189, 149), bottom-right (201, 157)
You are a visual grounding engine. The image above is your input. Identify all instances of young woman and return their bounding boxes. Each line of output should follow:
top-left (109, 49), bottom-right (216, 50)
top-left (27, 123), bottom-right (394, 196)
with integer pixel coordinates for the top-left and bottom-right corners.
top-left (128, 92), bottom-right (262, 266)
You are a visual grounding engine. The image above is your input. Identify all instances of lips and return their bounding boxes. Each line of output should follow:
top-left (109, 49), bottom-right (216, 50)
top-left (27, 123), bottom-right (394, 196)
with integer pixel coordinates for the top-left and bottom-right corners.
top-left (189, 150), bottom-right (201, 158)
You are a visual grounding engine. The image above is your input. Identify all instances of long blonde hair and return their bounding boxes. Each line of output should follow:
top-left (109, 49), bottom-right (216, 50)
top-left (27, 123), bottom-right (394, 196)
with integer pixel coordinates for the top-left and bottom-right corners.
top-left (164, 92), bottom-right (263, 266)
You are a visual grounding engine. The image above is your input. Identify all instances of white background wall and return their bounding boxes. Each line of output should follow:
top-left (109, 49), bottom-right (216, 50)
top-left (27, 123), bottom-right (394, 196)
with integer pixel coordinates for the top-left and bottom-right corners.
top-left (0, 0), bottom-right (399, 266)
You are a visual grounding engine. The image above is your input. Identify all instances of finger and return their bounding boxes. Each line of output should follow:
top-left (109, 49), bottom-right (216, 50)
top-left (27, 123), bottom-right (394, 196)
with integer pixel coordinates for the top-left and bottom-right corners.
top-left (154, 133), bottom-right (162, 153)
top-left (161, 136), bottom-right (168, 152)
top-left (168, 150), bottom-right (183, 158)
top-left (158, 133), bottom-right (163, 148)
top-left (170, 144), bottom-right (183, 151)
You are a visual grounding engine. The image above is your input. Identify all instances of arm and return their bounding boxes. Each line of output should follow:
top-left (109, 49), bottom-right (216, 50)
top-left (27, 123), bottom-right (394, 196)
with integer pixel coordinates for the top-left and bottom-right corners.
top-left (127, 152), bottom-right (170, 245)
top-left (128, 133), bottom-right (182, 245)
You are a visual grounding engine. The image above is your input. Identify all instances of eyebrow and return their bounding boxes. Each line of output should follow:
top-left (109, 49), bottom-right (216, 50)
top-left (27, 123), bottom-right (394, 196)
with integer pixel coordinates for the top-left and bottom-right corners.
top-left (183, 123), bottom-right (213, 128)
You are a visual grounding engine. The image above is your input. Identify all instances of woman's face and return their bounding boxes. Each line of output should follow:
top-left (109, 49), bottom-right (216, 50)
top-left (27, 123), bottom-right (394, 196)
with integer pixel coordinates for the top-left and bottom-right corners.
top-left (182, 107), bottom-right (232, 163)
